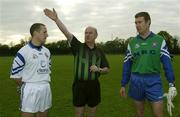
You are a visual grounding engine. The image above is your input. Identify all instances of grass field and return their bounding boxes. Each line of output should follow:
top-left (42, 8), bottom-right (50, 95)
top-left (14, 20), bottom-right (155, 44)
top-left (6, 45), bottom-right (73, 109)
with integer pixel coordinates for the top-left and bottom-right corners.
top-left (0, 55), bottom-right (180, 117)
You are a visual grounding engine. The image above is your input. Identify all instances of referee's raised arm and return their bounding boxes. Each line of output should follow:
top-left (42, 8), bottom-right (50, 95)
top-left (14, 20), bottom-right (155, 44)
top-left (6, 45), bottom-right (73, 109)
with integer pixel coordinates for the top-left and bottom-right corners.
top-left (44, 8), bottom-right (73, 42)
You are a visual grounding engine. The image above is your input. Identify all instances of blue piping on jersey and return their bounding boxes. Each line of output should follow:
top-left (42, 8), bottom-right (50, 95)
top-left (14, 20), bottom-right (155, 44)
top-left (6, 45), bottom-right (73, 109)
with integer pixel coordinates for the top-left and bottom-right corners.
top-left (162, 44), bottom-right (168, 49)
top-left (136, 31), bottom-right (154, 40)
top-left (15, 60), bottom-right (21, 66)
top-left (28, 41), bottom-right (42, 51)
top-left (11, 68), bottom-right (24, 75)
top-left (12, 65), bottom-right (24, 71)
top-left (161, 50), bottom-right (170, 56)
top-left (11, 53), bottom-right (25, 75)
top-left (16, 53), bottom-right (25, 64)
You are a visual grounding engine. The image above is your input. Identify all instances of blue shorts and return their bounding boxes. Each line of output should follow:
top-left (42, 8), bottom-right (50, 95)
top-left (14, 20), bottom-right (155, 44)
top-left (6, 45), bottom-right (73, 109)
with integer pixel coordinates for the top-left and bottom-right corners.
top-left (128, 73), bottom-right (163, 102)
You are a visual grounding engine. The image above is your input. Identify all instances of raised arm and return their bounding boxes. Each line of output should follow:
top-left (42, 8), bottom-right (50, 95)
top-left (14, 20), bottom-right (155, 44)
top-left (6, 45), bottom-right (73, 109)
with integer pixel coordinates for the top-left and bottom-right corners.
top-left (44, 8), bottom-right (73, 42)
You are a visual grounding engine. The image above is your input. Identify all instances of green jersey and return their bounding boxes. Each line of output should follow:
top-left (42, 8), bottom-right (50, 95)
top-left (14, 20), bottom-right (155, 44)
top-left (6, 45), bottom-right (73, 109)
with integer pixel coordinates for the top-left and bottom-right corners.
top-left (121, 32), bottom-right (175, 87)
top-left (129, 33), bottom-right (164, 74)
top-left (70, 36), bottom-right (109, 81)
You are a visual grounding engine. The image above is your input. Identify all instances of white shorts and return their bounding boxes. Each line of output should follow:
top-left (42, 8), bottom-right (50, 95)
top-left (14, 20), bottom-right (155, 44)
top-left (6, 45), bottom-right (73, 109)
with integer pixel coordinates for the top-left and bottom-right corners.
top-left (20, 82), bottom-right (52, 113)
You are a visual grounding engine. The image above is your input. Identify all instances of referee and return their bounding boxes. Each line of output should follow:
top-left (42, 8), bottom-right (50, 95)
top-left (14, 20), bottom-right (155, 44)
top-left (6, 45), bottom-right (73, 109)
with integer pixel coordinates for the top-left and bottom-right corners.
top-left (44, 8), bottom-right (109, 117)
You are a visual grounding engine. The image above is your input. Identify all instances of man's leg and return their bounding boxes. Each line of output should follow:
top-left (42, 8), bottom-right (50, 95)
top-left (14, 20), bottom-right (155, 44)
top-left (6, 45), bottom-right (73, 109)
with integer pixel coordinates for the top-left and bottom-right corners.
top-left (134, 100), bottom-right (145, 117)
top-left (21, 112), bottom-right (35, 117)
top-left (87, 80), bottom-right (100, 117)
top-left (88, 106), bottom-right (97, 117)
top-left (37, 110), bottom-right (48, 117)
top-left (21, 83), bottom-right (35, 117)
top-left (151, 101), bottom-right (163, 117)
top-left (75, 106), bottom-right (85, 117)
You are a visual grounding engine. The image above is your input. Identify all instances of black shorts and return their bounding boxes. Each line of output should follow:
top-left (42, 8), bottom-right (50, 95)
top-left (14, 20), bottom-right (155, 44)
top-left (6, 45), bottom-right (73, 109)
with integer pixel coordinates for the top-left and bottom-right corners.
top-left (72, 80), bottom-right (100, 107)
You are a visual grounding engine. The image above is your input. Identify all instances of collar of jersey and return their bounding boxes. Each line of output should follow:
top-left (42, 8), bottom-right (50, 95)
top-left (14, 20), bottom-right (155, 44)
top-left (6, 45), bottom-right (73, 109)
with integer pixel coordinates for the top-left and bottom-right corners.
top-left (28, 41), bottom-right (42, 51)
top-left (137, 31), bottom-right (154, 40)
top-left (84, 43), bottom-right (97, 50)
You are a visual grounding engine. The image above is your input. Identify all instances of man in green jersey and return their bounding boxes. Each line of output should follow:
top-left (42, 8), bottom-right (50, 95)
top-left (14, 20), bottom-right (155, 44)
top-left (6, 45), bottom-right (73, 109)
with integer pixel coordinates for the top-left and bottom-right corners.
top-left (44, 8), bottom-right (109, 117)
top-left (120, 12), bottom-right (177, 117)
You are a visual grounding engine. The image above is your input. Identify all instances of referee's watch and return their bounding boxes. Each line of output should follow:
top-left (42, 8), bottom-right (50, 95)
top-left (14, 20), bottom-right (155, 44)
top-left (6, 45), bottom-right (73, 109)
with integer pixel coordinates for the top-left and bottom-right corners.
top-left (98, 68), bottom-right (101, 73)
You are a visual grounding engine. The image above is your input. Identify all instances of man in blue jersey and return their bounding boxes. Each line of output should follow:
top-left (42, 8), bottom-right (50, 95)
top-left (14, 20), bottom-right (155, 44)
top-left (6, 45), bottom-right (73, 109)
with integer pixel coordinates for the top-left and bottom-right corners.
top-left (10, 23), bottom-right (52, 117)
top-left (120, 12), bottom-right (177, 117)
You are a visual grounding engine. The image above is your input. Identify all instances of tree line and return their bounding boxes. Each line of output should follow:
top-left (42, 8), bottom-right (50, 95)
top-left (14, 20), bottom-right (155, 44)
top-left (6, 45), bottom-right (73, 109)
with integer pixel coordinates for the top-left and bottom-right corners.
top-left (0, 31), bottom-right (179, 56)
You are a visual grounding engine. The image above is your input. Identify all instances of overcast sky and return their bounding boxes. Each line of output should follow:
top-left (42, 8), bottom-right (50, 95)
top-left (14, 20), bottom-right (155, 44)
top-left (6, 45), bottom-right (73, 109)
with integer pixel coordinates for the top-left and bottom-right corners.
top-left (0, 0), bottom-right (180, 45)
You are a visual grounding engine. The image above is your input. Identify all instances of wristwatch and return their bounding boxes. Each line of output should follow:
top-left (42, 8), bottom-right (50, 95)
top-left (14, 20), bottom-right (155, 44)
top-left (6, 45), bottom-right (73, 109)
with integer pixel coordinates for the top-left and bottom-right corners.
top-left (169, 83), bottom-right (175, 87)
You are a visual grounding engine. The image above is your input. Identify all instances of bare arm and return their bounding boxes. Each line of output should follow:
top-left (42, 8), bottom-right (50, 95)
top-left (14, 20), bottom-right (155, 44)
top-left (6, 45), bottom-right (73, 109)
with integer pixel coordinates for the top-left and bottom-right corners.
top-left (11, 78), bottom-right (23, 94)
top-left (11, 78), bottom-right (23, 86)
top-left (44, 8), bottom-right (73, 42)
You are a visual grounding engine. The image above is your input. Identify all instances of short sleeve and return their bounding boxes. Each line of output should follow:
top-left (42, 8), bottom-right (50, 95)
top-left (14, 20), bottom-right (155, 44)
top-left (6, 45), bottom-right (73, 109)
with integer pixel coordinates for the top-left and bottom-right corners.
top-left (69, 35), bottom-right (82, 55)
top-left (10, 51), bottom-right (26, 79)
top-left (100, 50), bottom-right (109, 68)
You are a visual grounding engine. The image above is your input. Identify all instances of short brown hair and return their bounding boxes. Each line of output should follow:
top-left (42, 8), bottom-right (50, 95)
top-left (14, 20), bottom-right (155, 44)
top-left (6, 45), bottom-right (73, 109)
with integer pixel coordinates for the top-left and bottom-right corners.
top-left (135, 12), bottom-right (151, 25)
top-left (30, 23), bottom-right (45, 37)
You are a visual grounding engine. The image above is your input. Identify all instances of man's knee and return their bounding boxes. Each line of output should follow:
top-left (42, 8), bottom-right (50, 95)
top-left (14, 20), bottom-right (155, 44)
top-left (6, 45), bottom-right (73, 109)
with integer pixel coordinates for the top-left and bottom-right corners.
top-left (152, 101), bottom-right (163, 117)
top-left (21, 112), bottom-right (35, 117)
top-left (75, 106), bottom-right (85, 117)
top-left (37, 110), bottom-right (48, 117)
top-left (136, 111), bottom-right (144, 117)
top-left (88, 106), bottom-right (97, 117)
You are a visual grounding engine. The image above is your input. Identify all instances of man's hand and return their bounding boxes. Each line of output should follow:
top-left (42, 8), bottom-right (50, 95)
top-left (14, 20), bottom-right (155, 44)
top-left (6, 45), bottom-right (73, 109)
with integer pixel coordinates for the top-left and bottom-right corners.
top-left (163, 92), bottom-right (175, 117)
top-left (90, 65), bottom-right (99, 73)
top-left (120, 87), bottom-right (126, 98)
top-left (44, 8), bottom-right (73, 41)
top-left (44, 8), bottom-right (58, 21)
top-left (163, 86), bottom-right (177, 117)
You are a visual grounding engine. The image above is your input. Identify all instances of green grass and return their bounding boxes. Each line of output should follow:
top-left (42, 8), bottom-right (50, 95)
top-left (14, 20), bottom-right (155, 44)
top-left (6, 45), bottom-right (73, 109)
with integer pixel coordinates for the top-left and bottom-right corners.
top-left (0, 55), bottom-right (180, 117)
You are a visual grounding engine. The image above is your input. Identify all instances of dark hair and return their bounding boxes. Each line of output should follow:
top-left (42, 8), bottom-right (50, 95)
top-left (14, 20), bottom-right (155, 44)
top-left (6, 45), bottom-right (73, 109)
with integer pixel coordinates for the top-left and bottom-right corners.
top-left (135, 12), bottom-right (151, 25)
top-left (30, 23), bottom-right (45, 37)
